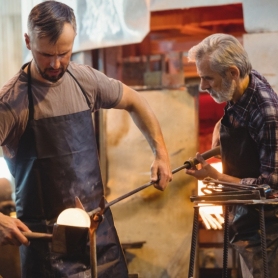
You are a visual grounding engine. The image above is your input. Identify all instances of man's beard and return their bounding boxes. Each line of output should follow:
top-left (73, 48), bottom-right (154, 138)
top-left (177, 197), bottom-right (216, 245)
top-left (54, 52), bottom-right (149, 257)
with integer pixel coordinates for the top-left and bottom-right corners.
top-left (207, 78), bottom-right (235, 103)
top-left (33, 58), bottom-right (67, 83)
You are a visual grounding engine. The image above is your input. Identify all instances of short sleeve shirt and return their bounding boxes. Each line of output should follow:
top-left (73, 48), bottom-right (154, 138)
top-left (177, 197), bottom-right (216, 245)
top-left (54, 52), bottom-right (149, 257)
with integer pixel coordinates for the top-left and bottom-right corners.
top-left (0, 61), bottom-right (123, 159)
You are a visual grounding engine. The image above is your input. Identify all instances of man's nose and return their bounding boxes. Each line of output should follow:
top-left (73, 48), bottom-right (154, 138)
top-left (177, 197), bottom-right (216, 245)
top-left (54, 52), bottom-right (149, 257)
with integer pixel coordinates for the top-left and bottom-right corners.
top-left (50, 56), bottom-right (61, 69)
top-left (200, 79), bottom-right (210, 91)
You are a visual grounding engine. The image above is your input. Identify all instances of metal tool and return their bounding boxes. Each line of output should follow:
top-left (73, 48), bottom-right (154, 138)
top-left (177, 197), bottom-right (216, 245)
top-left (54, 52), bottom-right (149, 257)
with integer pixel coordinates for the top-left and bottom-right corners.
top-left (191, 189), bottom-right (263, 202)
top-left (80, 146), bottom-right (220, 277)
top-left (190, 177), bottom-right (273, 202)
top-left (23, 224), bottom-right (88, 256)
top-left (189, 178), bottom-right (274, 278)
top-left (88, 146), bottom-right (221, 217)
top-left (21, 146), bottom-right (220, 277)
top-left (21, 146), bottom-right (220, 241)
top-left (88, 196), bottom-right (105, 278)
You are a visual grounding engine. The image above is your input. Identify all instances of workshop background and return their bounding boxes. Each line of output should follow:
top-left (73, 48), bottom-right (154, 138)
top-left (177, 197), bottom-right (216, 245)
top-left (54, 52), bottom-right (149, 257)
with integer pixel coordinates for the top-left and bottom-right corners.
top-left (1, 0), bottom-right (278, 277)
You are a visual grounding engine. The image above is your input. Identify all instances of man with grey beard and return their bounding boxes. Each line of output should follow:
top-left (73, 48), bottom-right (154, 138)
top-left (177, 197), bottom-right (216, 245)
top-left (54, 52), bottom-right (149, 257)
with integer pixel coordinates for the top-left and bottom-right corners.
top-left (185, 33), bottom-right (278, 278)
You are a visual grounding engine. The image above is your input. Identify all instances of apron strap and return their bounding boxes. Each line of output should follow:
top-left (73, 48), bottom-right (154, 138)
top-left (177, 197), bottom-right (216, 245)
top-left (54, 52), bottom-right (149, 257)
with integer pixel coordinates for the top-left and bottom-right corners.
top-left (67, 69), bottom-right (92, 109)
top-left (27, 62), bottom-right (34, 120)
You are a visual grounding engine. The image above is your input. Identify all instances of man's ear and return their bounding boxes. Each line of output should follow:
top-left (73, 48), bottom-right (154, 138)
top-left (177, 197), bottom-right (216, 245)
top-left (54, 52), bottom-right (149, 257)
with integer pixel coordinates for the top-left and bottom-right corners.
top-left (24, 33), bottom-right (31, 50)
top-left (228, 66), bottom-right (240, 79)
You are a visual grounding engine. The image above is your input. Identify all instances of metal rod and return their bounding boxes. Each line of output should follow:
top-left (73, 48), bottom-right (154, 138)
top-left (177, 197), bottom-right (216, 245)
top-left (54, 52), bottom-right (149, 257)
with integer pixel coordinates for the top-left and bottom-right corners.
top-left (188, 206), bottom-right (199, 278)
top-left (89, 226), bottom-right (97, 278)
top-left (88, 147), bottom-right (221, 217)
top-left (259, 205), bottom-right (269, 278)
top-left (222, 205), bottom-right (230, 278)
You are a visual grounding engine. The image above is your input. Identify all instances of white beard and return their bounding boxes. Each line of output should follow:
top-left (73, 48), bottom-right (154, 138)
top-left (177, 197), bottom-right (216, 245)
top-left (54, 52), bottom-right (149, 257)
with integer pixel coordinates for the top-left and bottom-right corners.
top-left (207, 78), bottom-right (235, 103)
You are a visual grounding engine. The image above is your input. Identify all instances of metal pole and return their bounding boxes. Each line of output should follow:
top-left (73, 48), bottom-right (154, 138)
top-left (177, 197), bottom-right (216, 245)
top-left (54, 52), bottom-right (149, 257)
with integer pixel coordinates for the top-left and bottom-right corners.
top-left (89, 225), bottom-right (97, 278)
top-left (259, 205), bottom-right (269, 278)
top-left (222, 205), bottom-right (230, 278)
top-left (188, 206), bottom-right (199, 278)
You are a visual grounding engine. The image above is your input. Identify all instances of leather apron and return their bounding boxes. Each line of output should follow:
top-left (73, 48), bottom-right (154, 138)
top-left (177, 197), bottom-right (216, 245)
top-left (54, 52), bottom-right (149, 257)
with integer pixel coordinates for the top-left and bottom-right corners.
top-left (6, 63), bottom-right (128, 278)
top-left (220, 112), bottom-right (278, 278)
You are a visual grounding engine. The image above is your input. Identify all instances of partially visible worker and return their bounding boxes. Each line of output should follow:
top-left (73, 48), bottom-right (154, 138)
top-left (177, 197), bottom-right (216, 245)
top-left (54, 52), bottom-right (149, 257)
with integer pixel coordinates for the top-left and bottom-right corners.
top-left (0, 213), bottom-right (30, 246)
top-left (0, 177), bottom-right (29, 246)
top-left (0, 177), bottom-right (15, 215)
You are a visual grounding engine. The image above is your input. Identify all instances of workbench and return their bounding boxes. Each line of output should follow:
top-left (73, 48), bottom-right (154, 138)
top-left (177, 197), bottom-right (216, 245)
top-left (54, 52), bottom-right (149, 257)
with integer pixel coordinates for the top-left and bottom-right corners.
top-left (188, 198), bottom-right (278, 278)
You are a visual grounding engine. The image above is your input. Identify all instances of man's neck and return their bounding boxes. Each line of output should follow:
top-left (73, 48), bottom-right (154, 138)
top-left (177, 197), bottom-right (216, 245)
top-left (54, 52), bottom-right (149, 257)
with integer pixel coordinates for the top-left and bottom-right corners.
top-left (24, 61), bottom-right (52, 84)
top-left (232, 74), bottom-right (250, 103)
top-left (240, 74), bottom-right (250, 94)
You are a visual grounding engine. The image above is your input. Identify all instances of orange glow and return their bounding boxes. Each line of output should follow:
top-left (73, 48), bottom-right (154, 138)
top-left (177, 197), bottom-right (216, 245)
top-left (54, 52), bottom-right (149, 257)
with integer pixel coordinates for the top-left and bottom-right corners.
top-left (198, 162), bottom-right (224, 230)
top-left (57, 208), bottom-right (91, 228)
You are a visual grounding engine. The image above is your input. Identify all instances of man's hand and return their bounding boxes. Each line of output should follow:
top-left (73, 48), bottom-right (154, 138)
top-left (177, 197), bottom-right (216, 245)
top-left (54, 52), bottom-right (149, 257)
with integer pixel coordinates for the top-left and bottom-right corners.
top-left (185, 153), bottom-right (220, 180)
top-left (0, 213), bottom-right (30, 246)
top-left (150, 153), bottom-right (172, 191)
top-left (185, 152), bottom-right (241, 184)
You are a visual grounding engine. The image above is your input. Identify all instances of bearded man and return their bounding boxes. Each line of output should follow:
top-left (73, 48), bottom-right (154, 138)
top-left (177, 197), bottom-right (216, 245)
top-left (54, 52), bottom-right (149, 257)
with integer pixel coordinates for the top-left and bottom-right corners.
top-left (185, 33), bottom-right (278, 278)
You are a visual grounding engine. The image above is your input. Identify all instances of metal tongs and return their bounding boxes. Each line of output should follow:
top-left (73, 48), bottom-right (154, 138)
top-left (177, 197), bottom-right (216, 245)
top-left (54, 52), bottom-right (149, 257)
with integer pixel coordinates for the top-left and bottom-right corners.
top-left (82, 146), bottom-right (221, 277)
top-left (190, 177), bottom-right (273, 202)
top-left (87, 146), bottom-right (221, 217)
top-left (23, 147), bottom-right (221, 278)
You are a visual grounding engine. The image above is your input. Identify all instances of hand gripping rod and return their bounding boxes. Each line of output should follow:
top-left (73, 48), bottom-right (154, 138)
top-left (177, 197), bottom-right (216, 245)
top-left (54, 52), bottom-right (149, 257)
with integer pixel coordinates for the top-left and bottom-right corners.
top-left (88, 146), bottom-right (221, 217)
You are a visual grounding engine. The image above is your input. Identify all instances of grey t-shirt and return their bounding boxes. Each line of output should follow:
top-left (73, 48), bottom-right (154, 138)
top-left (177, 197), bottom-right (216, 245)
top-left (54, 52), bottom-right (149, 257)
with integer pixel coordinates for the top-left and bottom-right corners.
top-left (0, 61), bottom-right (123, 159)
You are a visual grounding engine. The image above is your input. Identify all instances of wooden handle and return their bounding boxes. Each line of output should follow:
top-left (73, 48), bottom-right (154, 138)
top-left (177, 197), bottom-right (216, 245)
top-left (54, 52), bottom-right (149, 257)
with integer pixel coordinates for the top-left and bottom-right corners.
top-left (22, 231), bottom-right (52, 241)
top-left (198, 146), bottom-right (221, 161)
top-left (185, 146), bottom-right (221, 169)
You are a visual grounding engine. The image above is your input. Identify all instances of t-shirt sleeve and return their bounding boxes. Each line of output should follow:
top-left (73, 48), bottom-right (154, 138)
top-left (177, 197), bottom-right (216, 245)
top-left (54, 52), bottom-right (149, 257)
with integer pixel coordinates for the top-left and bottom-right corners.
top-left (69, 63), bottom-right (123, 111)
top-left (0, 101), bottom-right (17, 146)
top-left (91, 69), bottom-right (123, 110)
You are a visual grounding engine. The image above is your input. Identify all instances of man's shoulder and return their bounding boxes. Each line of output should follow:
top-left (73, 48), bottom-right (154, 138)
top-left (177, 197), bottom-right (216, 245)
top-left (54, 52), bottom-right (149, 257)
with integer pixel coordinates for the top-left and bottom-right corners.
top-left (248, 71), bottom-right (278, 121)
top-left (68, 61), bottom-right (88, 71)
top-left (247, 70), bottom-right (277, 107)
top-left (68, 61), bottom-right (96, 76)
top-left (0, 69), bottom-right (27, 101)
top-left (67, 61), bottom-right (112, 82)
top-left (250, 70), bottom-right (276, 95)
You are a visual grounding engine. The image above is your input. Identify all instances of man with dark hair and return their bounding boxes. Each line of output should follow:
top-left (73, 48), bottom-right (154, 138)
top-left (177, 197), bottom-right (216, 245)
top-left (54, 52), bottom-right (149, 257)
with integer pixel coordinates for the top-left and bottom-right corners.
top-left (186, 33), bottom-right (278, 277)
top-left (0, 1), bottom-right (172, 277)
